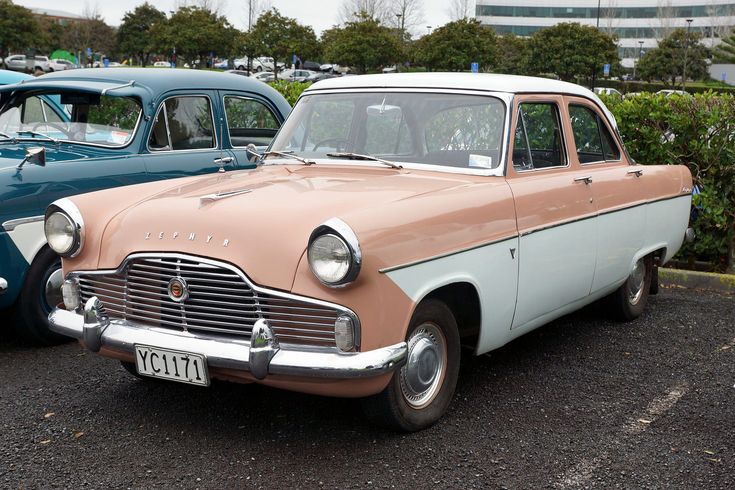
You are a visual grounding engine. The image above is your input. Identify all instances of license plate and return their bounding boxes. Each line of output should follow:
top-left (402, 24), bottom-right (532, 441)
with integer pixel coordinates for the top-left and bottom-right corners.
top-left (134, 345), bottom-right (209, 386)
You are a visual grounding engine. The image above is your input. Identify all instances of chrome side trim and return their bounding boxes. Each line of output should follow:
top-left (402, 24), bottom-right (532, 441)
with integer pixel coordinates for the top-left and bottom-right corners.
top-left (49, 306), bottom-right (406, 379)
top-left (2, 215), bottom-right (43, 232)
top-left (379, 235), bottom-right (518, 273)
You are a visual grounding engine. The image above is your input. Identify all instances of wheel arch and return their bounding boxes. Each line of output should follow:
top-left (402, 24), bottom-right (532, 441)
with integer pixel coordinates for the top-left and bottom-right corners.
top-left (414, 280), bottom-right (482, 353)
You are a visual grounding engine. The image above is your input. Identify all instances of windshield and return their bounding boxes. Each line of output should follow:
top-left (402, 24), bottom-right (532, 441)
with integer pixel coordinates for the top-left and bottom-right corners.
top-left (269, 91), bottom-right (506, 170)
top-left (0, 91), bottom-right (141, 147)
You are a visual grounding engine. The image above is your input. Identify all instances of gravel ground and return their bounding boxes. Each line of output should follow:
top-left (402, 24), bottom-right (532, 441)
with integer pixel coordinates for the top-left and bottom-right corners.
top-left (0, 288), bottom-right (733, 489)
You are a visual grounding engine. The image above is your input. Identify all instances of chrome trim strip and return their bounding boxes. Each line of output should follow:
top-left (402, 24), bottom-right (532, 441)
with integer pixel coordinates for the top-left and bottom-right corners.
top-left (48, 307), bottom-right (406, 379)
top-left (2, 215), bottom-right (43, 232)
top-left (67, 252), bottom-right (361, 347)
top-left (379, 235), bottom-right (518, 273)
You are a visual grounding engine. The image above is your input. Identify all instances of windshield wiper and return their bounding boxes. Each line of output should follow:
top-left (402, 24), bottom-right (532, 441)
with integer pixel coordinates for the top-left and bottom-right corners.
top-left (326, 152), bottom-right (402, 169)
top-left (262, 150), bottom-right (316, 165)
top-left (15, 130), bottom-right (59, 144)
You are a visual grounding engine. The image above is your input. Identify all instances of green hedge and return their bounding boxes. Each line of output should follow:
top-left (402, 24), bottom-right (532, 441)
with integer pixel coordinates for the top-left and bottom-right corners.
top-left (269, 83), bottom-right (734, 271)
top-left (597, 79), bottom-right (735, 95)
top-left (601, 92), bottom-right (735, 271)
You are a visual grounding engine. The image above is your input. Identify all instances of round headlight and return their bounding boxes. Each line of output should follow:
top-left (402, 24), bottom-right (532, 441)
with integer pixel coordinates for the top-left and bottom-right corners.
top-left (45, 212), bottom-right (76, 255)
top-left (308, 234), bottom-right (352, 285)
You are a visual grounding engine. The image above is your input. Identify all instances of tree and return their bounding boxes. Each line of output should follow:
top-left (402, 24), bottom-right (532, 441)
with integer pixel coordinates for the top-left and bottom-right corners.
top-left (713, 32), bottom-right (735, 63)
top-left (322, 13), bottom-right (400, 73)
top-left (447, 0), bottom-right (474, 21)
top-left (151, 7), bottom-right (236, 68)
top-left (385, 0), bottom-right (424, 37)
top-left (0, 1), bottom-right (39, 58)
top-left (339, 0), bottom-right (390, 24)
top-left (526, 22), bottom-right (620, 82)
top-left (637, 28), bottom-right (710, 85)
top-left (414, 18), bottom-right (496, 72)
top-left (248, 8), bottom-right (319, 74)
top-left (117, 3), bottom-right (166, 67)
top-left (494, 34), bottom-right (530, 75)
top-left (245, 0), bottom-right (272, 31)
top-left (62, 14), bottom-right (118, 62)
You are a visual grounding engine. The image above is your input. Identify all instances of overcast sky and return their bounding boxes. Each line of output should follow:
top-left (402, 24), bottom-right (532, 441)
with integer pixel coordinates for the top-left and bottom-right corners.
top-left (16, 0), bottom-right (453, 36)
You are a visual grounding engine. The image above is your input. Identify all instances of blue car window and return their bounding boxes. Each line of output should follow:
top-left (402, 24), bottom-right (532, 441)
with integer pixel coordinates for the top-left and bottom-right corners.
top-left (224, 96), bottom-right (279, 147)
top-left (149, 96), bottom-right (215, 151)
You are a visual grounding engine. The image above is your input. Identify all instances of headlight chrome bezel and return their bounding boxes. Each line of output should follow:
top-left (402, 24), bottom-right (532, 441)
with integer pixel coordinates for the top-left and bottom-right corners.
top-left (44, 198), bottom-right (85, 258)
top-left (307, 218), bottom-right (362, 288)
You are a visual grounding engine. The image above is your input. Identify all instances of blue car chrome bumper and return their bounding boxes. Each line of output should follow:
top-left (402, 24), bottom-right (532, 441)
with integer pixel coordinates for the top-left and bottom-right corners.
top-left (49, 298), bottom-right (408, 380)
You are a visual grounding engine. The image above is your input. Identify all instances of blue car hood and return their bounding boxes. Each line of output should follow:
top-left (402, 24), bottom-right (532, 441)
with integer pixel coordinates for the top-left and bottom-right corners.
top-left (0, 142), bottom-right (116, 170)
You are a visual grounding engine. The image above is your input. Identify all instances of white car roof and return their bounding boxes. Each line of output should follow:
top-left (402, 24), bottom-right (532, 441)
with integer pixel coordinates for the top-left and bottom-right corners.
top-left (305, 72), bottom-right (620, 131)
top-left (307, 73), bottom-right (595, 97)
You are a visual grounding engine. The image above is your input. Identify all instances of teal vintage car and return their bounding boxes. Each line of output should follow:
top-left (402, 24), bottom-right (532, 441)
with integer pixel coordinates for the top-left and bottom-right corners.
top-left (0, 68), bottom-right (290, 343)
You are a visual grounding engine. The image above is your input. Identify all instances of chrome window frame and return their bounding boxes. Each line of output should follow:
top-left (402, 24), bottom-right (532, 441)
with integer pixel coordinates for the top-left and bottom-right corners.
top-left (221, 94), bottom-right (280, 149)
top-left (146, 94), bottom-right (218, 153)
top-left (568, 103), bottom-right (623, 166)
top-left (512, 99), bottom-right (570, 173)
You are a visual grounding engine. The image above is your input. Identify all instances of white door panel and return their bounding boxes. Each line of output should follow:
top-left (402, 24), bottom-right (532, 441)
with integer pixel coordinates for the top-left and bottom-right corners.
top-left (592, 206), bottom-right (646, 293)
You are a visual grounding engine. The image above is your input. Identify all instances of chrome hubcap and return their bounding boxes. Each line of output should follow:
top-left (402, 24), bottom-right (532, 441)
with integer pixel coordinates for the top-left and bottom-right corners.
top-left (399, 323), bottom-right (446, 408)
top-left (44, 268), bottom-right (64, 309)
top-left (627, 258), bottom-right (646, 305)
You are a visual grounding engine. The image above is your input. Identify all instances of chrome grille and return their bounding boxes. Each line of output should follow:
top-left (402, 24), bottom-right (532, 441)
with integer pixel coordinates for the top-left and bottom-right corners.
top-left (76, 256), bottom-right (339, 346)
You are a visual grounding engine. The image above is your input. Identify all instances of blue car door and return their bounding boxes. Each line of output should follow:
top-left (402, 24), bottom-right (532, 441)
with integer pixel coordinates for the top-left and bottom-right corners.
top-left (143, 92), bottom-right (234, 178)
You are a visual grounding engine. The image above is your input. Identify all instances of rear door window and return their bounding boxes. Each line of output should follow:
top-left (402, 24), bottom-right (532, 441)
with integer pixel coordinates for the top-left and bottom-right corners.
top-left (149, 96), bottom-right (215, 151)
top-left (224, 96), bottom-right (279, 147)
top-left (569, 105), bottom-right (621, 163)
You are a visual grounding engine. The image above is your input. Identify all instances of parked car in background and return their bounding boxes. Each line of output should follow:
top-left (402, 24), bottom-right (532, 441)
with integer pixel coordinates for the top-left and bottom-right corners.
top-left (278, 69), bottom-right (314, 82)
top-left (657, 89), bottom-right (690, 97)
top-left (0, 68), bottom-right (291, 344)
top-left (0, 69), bottom-right (32, 85)
top-left (593, 87), bottom-right (623, 98)
top-left (4, 55), bottom-right (50, 73)
top-left (48, 59), bottom-right (75, 71)
top-left (249, 71), bottom-right (276, 83)
top-left (234, 57), bottom-right (266, 72)
top-left (48, 73), bottom-right (692, 431)
top-left (304, 72), bottom-right (332, 83)
top-left (301, 60), bottom-right (322, 71)
top-left (153, 61), bottom-right (171, 68)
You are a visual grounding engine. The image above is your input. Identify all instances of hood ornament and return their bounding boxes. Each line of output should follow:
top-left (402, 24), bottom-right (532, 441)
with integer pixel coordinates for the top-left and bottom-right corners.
top-left (200, 188), bottom-right (252, 205)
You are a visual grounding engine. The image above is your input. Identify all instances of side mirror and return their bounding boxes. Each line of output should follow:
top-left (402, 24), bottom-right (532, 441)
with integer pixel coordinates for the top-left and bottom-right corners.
top-left (246, 143), bottom-right (263, 163)
top-left (16, 146), bottom-right (46, 169)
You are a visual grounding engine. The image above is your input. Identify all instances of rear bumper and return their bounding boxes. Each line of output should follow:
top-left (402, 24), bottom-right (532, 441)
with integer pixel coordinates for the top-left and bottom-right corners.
top-left (49, 298), bottom-right (407, 380)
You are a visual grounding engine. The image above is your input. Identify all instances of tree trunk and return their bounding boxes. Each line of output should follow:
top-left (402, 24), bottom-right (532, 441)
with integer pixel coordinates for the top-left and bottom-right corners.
top-left (728, 225), bottom-right (735, 274)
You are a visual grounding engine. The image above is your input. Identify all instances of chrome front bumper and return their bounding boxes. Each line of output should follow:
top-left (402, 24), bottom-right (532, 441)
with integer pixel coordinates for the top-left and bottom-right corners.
top-left (49, 297), bottom-right (407, 380)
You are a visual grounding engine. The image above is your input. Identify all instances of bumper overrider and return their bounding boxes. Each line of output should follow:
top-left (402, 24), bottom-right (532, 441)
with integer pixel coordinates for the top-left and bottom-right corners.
top-left (49, 297), bottom-right (408, 380)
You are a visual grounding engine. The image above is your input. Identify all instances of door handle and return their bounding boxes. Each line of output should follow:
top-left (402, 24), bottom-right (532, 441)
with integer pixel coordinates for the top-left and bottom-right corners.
top-left (214, 156), bottom-right (234, 173)
top-left (627, 168), bottom-right (644, 177)
top-left (574, 176), bottom-right (593, 184)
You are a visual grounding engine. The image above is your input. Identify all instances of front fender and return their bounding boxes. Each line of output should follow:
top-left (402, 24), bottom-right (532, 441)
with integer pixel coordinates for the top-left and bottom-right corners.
top-left (0, 229), bottom-right (32, 309)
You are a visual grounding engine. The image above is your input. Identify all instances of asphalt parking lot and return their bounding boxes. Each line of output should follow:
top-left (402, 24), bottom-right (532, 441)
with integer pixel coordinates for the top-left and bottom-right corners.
top-left (1, 287), bottom-right (733, 489)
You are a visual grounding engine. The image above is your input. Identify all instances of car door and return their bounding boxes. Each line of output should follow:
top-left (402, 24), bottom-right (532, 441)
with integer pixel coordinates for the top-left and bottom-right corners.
top-left (565, 96), bottom-right (646, 293)
top-left (143, 92), bottom-right (231, 178)
top-left (219, 91), bottom-right (283, 166)
top-left (506, 95), bottom-right (597, 330)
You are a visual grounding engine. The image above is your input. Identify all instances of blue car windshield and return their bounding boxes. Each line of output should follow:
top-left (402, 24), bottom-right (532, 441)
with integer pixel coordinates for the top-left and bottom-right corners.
top-left (0, 92), bottom-right (141, 147)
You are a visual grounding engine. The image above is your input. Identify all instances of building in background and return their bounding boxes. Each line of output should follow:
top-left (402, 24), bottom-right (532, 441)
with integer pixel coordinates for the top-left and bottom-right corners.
top-left (476, 1), bottom-right (735, 68)
top-left (29, 7), bottom-right (85, 26)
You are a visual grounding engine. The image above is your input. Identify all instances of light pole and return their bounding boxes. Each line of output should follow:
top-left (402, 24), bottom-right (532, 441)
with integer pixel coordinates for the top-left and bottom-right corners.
top-left (395, 13), bottom-right (403, 72)
top-left (682, 18), bottom-right (694, 92)
top-left (426, 25), bottom-right (432, 35)
top-left (591, 0), bottom-right (602, 89)
top-left (634, 40), bottom-right (644, 79)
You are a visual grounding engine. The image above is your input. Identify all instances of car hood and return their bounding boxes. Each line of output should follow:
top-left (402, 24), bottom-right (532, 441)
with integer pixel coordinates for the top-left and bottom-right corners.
top-left (92, 164), bottom-right (480, 291)
top-left (0, 142), bottom-right (114, 171)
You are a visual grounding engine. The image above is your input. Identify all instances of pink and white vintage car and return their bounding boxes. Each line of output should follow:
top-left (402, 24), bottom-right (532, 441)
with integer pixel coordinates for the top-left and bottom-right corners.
top-left (46, 74), bottom-right (693, 431)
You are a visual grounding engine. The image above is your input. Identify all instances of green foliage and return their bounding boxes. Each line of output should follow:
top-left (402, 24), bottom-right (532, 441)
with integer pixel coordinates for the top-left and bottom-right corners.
top-left (494, 34), bottom-right (530, 75)
top-left (117, 3), bottom-right (167, 67)
top-left (413, 18), bottom-right (496, 72)
top-left (322, 13), bottom-right (401, 74)
top-left (151, 7), bottom-right (236, 68)
top-left (248, 9), bottom-right (320, 75)
top-left (269, 80), bottom-right (310, 106)
top-left (637, 28), bottom-right (710, 86)
top-left (713, 32), bottom-right (735, 64)
top-left (86, 96), bottom-right (141, 130)
top-left (0, 0), bottom-right (40, 57)
top-left (526, 22), bottom-right (619, 82)
top-left (62, 16), bottom-right (118, 59)
top-left (592, 79), bottom-right (735, 96)
top-left (601, 92), bottom-right (735, 270)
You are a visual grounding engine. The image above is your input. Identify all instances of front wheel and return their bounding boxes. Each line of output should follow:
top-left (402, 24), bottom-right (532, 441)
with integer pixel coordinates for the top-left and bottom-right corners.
top-left (361, 299), bottom-right (460, 431)
top-left (608, 255), bottom-right (653, 321)
top-left (13, 246), bottom-right (68, 345)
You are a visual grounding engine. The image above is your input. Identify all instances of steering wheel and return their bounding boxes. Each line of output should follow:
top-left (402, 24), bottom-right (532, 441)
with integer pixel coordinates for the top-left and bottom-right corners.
top-left (312, 138), bottom-right (348, 152)
top-left (31, 121), bottom-right (72, 138)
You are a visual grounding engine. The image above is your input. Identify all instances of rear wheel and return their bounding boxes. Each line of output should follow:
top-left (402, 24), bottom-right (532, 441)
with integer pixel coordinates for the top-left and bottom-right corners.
top-left (13, 246), bottom-right (68, 345)
top-left (361, 299), bottom-right (460, 432)
top-left (608, 255), bottom-right (653, 321)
